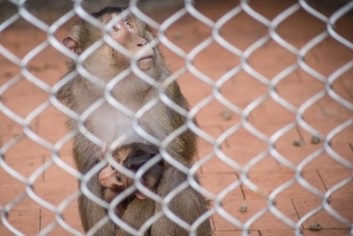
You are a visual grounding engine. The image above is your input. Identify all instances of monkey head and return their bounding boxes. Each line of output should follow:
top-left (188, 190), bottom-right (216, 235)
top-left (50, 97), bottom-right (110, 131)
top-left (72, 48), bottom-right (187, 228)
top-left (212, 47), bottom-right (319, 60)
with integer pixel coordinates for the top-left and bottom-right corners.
top-left (63, 7), bottom-right (160, 81)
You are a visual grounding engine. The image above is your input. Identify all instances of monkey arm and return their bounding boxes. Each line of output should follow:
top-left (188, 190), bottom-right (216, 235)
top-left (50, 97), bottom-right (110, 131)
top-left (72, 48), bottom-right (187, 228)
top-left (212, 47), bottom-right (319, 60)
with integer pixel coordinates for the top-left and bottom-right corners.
top-left (78, 173), bottom-right (116, 235)
top-left (72, 135), bottom-right (116, 235)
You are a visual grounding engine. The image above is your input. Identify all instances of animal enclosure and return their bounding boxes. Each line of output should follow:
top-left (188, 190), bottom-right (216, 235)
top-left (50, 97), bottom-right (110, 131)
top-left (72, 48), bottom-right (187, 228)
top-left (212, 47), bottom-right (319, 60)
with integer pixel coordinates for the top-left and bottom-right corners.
top-left (0, 0), bottom-right (353, 235)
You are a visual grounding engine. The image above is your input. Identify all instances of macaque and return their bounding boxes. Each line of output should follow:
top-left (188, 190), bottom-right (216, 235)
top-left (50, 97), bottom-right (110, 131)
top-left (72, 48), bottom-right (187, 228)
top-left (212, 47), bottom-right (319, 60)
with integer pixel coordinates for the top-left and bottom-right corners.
top-left (98, 143), bottom-right (163, 214)
top-left (57, 6), bottom-right (211, 236)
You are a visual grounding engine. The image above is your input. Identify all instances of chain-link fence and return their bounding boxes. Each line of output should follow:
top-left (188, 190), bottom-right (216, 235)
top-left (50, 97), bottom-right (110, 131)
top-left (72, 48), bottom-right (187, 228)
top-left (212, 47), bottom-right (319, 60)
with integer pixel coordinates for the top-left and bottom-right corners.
top-left (0, 0), bottom-right (353, 235)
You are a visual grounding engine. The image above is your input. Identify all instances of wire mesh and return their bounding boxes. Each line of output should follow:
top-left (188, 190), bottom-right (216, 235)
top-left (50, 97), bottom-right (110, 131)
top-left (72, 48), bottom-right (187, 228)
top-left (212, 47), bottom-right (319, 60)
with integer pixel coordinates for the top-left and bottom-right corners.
top-left (0, 0), bottom-right (352, 235)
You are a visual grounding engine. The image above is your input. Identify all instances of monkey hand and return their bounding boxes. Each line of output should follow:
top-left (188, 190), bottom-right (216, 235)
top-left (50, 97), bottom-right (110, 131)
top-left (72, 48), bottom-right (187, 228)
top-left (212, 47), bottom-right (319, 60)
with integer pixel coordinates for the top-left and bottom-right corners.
top-left (135, 191), bottom-right (147, 200)
top-left (99, 165), bottom-right (124, 188)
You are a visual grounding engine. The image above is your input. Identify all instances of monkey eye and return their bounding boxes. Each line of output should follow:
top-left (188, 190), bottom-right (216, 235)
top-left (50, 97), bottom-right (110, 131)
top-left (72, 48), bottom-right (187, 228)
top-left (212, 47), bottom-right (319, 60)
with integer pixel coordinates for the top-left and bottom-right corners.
top-left (116, 175), bottom-right (122, 182)
top-left (124, 20), bottom-right (133, 30)
top-left (112, 24), bottom-right (121, 32)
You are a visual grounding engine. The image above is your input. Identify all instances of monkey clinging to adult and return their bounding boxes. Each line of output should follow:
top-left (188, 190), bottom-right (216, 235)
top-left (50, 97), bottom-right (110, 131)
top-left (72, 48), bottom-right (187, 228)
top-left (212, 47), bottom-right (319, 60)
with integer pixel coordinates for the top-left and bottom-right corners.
top-left (57, 6), bottom-right (211, 236)
top-left (98, 143), bottom-right (165, 236)
top-left (98, 143), bottom-right (163, 211)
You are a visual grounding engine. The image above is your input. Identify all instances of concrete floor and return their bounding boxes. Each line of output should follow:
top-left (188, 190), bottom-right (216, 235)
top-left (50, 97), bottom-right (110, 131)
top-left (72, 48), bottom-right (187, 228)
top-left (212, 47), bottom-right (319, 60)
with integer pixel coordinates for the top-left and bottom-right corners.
top-left (0, 0), bottom-right (353, 235)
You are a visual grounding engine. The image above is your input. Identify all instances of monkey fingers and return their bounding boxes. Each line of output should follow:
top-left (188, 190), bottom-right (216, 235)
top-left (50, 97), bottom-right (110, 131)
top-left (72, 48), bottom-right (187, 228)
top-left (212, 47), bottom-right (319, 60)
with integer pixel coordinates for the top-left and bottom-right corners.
top-left (135, 191), bottom-right (147, 200)
top-left (99, 165), bottom-right (122, 188)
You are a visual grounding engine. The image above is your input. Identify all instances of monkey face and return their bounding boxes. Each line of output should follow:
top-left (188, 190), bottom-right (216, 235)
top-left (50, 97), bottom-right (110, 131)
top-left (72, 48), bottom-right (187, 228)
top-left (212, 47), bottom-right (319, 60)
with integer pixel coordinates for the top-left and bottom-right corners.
top-left (98, 163), bottom-right (132, 191)
top-left (107, 15), bottom-right (155, 71)
top-left (63, 13), bottom-right (155, 74)
top-left (98, 143), bottom-right (163, 200)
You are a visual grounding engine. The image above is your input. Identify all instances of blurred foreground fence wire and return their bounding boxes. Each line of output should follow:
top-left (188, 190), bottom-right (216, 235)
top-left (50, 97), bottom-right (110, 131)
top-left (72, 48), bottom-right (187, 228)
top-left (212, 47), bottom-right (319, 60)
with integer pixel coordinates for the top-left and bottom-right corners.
top-left (0, 0), bottom-right (352, 235)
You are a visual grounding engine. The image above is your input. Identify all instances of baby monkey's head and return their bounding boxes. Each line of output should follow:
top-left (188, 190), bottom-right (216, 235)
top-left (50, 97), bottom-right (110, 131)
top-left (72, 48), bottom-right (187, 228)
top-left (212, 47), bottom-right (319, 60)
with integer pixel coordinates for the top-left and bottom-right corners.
top-left (98, 143), bottom-right (164, 200)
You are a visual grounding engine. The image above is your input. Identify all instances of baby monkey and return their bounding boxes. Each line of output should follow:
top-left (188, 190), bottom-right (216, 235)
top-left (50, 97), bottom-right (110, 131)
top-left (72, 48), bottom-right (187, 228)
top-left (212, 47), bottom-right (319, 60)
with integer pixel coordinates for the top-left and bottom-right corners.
top-left (98, 143), bottom-right (163, 214)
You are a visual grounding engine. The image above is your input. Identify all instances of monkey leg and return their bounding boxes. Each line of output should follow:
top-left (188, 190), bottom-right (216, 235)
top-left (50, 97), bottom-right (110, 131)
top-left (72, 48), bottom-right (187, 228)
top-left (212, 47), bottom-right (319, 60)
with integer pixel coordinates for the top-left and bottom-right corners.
top-left (116, 198), bottom-right (155, 236)
top-left (151, 167), bottom-right (212, 236)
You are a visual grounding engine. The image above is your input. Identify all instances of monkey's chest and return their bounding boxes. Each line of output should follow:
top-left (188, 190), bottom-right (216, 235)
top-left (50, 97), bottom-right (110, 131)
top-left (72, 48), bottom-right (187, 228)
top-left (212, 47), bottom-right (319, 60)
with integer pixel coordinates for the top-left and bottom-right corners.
top-left (88, 106), bottom-right (148, 145)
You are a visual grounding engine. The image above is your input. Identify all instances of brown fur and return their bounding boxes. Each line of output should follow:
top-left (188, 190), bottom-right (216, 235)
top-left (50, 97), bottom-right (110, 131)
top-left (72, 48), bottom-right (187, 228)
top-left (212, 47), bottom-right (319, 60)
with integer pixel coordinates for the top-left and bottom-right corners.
top-left (57, 6), bottom-right (211, 236)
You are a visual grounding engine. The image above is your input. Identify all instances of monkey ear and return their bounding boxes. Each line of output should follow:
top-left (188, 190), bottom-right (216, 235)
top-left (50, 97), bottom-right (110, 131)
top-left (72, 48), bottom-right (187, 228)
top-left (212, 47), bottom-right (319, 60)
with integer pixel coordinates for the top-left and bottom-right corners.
top-left (146, 26), bottom-right (157, 38)
top-left (63, 37), bottom-right (82, 54)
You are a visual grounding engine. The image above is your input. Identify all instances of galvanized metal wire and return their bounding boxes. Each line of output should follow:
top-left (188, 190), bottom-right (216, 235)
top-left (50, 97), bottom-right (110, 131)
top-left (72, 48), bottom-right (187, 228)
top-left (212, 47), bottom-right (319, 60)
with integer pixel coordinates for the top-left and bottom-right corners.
top-left (0, 0), bottom-right (352, 235)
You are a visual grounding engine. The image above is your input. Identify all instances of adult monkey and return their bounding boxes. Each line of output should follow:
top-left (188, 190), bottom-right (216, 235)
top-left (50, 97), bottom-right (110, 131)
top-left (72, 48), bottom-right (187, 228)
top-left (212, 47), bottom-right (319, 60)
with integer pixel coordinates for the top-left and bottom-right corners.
top-left (57, 6), bottom-right (211, 236)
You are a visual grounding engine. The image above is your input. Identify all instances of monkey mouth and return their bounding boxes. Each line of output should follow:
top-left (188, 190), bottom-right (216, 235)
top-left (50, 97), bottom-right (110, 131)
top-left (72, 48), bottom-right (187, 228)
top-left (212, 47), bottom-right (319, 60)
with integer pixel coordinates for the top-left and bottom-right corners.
top-left (137, 55), bottom-right (154, 62)
top-left (137, 55), bottom-right (154, 71)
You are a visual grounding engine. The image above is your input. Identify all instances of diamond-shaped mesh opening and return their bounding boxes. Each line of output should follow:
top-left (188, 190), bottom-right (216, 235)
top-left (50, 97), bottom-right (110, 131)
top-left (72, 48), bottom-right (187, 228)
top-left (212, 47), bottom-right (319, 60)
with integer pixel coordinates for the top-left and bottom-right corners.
top-left (193, 42), bottom-right (241, 79)
top-left (4, 138), bottom-right (50, 177)
top-left (0, 20), bottom-right (46, 59)
top-left (1, 204), bottom-right (41, 235)
top-left (248, 40), bottom-right (297, 79)
top-left (1, 78), bottom-right (48, 117)
top-left (219, 11), bottom-right (268, 51)
top-left (249, 99), bottom-right (296, 136)
top-left (304, 95), bottom-right (352, 134)
top-left (276, 9), bottom-right (326, 48)
top-left (163, 12), bottom-right (212, 52)
top-left (304, 37), bottom-right (353, 75)
top-left (220, 71), bottom-right (268, 109)
top-left (276, 70), bottom-right (324, 107)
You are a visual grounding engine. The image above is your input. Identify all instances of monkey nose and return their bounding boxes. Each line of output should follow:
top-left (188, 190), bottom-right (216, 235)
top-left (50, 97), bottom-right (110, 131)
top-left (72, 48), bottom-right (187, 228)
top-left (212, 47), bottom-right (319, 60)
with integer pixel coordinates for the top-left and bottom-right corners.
top-left (136, 39), bottom-right (147, 48)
